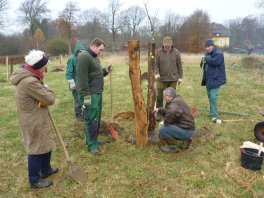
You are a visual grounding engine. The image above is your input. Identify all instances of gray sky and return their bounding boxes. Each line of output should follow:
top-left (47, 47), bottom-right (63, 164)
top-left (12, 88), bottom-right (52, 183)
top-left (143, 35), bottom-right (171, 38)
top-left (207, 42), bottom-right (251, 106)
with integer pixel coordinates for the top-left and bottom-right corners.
top-left (5, 0), bottom-right (263, 34)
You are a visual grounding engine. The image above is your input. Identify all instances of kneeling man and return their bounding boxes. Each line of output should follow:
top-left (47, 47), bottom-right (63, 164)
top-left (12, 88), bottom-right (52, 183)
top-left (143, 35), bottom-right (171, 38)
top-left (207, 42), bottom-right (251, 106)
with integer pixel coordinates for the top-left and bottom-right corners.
top-left (153, 87), bottom-right (195, 153)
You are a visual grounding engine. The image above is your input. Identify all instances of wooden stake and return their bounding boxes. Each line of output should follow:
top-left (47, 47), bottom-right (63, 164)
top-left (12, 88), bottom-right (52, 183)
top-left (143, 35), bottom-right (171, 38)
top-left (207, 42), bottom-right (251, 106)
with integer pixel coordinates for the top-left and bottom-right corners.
top-left (6, 56), bottom-right (8, 81)
top-left (128, 40), bottom-right (148, 147)
top-left (147, 42), bottom-right (156, 132)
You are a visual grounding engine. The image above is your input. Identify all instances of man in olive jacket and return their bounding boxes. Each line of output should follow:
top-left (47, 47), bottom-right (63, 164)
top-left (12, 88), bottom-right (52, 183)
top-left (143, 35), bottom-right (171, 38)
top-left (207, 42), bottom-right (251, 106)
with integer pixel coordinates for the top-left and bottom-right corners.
top-left (155, 36), bottom-right (183, 120)
top-left (76, 38), bottom-right (112, 155)
top-left (153, 87), bottom-right (195, 153)
top-left (11, 50), bottom-right (58, 188)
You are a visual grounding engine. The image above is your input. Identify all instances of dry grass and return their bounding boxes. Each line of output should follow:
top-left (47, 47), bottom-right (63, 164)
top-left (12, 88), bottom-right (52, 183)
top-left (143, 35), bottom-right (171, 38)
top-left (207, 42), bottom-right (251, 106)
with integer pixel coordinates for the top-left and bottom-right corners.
top-left (0, 52), bottom-right (264, 198)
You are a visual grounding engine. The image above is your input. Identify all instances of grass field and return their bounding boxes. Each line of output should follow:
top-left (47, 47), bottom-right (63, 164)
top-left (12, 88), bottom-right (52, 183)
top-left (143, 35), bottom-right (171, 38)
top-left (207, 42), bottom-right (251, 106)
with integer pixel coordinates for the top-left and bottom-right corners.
top-left (0, 51), bottom-right (264, 198)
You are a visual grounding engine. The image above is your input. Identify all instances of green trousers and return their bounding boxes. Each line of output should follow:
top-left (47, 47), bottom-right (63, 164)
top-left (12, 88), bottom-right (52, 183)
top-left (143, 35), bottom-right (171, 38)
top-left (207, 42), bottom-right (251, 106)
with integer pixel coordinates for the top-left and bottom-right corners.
top-left (156, 81), bottom-right (177, 108)
top-left (79, 93), bottom-right (102, 150)
top-left (206, 87), bottom-right (220, 119)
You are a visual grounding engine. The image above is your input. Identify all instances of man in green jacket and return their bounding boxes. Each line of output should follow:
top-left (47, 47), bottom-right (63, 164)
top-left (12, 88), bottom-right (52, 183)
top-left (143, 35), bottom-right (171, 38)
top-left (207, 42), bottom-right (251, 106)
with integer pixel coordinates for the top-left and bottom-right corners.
top-left (155, 36), bottom-right (183, 120)
top-left (76, 38), bottom-right (112, 155)
top-left (66, 41), bottom-right (85, 121)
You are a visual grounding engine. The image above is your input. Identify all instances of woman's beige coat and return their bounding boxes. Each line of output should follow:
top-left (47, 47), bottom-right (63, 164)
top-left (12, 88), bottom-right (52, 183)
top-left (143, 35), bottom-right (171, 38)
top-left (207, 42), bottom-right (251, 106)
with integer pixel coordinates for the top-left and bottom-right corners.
top-left (11, 68), bottom-right (55, 155)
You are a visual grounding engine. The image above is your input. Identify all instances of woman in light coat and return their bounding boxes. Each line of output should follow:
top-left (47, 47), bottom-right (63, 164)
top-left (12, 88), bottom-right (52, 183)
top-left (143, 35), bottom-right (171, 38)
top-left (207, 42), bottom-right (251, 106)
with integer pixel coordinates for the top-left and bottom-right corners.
top-left (11, 50), bottom-right (58, 188)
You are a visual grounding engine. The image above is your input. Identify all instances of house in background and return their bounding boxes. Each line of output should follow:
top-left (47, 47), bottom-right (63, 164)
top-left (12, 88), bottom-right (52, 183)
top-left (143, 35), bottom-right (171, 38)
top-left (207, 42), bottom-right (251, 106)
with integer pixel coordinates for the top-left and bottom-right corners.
top-left (209, 22), bottom-right (231, 48)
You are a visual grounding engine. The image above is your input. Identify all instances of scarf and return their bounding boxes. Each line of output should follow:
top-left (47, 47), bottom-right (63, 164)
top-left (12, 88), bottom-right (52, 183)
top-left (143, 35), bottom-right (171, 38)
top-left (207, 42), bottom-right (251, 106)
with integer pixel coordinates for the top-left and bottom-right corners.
top-left (24, 64), bottom-right (44, 80)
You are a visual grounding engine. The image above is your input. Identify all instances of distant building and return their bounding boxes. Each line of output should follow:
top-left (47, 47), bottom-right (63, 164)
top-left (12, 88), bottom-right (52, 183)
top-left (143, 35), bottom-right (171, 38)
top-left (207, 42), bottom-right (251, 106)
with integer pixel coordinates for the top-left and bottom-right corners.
top-left (209, 22), bottom-right (231, 48)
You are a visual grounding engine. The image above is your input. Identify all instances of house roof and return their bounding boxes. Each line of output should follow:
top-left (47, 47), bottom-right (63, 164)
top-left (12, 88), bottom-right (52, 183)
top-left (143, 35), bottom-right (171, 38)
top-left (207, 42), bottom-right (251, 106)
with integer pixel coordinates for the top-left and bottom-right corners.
top-left (210, 22), bottom-right (231, 37)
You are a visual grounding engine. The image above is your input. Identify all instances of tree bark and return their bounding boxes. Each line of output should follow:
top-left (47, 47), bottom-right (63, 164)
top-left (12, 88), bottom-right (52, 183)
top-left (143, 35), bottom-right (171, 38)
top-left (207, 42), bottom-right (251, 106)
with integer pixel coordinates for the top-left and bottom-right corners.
top-left (128, 40), bottom-right (148, 147)
top-left (147, 42), bottom-right (156, 132)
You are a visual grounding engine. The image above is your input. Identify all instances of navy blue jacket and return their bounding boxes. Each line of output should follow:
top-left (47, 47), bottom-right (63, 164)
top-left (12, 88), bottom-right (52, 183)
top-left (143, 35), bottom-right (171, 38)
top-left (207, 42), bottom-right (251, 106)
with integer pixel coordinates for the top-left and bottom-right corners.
top-left (202, 47), bottom-right (226, 89)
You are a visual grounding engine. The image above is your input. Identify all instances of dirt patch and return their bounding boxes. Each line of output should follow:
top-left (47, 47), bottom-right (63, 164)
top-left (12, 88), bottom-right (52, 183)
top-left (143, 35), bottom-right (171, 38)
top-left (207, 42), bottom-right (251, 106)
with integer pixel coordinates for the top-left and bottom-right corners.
top-left (0, 79), bottom-right (7, 83)
top-left (113, 111), bottom-right (135, 122)
top-left (241, 56), bottom-right (264, 69)
top-left (50, 65), bottom-right (64, 72)
top-left (99, 120), bottom-right (125, 135)
top-left (196, 126), bottom-right (211, 137)
top-left (141, 72), bottom-right (149, 81)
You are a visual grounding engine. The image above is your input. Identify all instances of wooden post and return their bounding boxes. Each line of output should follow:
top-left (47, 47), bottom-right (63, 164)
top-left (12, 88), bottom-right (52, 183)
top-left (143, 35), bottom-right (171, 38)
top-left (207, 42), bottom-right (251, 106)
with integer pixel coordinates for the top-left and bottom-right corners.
top-left (6, 56), bottom-right (9, 81)
top-left (147, 42), bottom-right (156, 132)
top-left (10, 64), bottom-right (13, 76)
top-left (128, 40), bottom-right (148, 147)
top-left (60, 55), bottom-right (62, 65)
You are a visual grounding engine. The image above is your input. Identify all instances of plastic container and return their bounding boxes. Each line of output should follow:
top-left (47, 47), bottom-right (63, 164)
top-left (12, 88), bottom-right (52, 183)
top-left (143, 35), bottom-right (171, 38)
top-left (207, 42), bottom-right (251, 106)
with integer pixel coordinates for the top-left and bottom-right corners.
top-left (240, 147), bottom-right (264, 170)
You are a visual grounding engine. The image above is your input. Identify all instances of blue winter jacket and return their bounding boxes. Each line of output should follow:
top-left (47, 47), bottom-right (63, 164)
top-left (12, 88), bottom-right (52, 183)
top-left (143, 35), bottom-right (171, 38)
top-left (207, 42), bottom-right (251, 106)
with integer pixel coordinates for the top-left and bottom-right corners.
top-left (202, 47), bottom-right (226, 89)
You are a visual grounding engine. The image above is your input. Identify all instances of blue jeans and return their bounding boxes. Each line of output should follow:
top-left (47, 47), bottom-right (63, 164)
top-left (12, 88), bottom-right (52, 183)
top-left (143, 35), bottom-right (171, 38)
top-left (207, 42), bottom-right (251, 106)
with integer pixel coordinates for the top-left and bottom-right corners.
top-left (206, 87), bottom-right (220, 119)
top-left (159, 124), bottom-right (195, 140)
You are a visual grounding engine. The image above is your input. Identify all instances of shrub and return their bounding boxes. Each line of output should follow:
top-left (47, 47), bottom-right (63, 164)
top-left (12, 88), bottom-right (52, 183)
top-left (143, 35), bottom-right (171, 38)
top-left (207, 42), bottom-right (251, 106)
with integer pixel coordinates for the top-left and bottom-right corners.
top-left (47, 38), bottom-right (68, 55)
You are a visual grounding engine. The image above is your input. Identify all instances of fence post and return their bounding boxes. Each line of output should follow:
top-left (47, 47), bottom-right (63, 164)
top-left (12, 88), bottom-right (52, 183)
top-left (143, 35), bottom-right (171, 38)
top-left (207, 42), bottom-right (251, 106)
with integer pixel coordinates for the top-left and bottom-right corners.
top-left (60, 54), bottom-right (62, 65)
top-left (6, 56), bottom-right (8, 81)
top-left (128, 39), bottom-right (148, 147)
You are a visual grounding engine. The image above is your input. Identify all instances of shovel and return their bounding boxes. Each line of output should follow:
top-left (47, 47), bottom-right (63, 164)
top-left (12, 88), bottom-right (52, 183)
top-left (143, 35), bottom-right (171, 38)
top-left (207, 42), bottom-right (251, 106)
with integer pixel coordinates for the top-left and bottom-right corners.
top-left (108, 70), bottom-right (119, 140)
top-left (258, 142), bottom-right (263, 156)
top-left (48, 109), bottom-right (87, 184)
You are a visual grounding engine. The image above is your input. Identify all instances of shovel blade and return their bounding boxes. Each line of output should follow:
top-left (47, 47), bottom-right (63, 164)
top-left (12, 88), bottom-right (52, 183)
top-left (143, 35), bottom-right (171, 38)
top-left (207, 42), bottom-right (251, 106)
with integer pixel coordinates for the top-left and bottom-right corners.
top-left (68, 162), bottom-right (87, 184)
top-left (109, 123), bottom-right (119, 140)
top-left (191, 106), bottom-right (197, 117)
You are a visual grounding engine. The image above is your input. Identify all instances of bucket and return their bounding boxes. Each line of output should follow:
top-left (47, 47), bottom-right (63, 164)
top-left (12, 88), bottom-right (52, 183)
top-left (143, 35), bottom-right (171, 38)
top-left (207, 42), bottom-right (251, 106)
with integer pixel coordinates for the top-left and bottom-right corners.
top-left (240, 147), bottom-right (264, 170)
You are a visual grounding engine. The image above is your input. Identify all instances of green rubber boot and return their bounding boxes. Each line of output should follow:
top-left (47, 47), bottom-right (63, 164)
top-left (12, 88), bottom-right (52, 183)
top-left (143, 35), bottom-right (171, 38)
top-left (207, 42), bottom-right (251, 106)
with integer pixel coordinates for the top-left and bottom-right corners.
top-left (160, 136), bottom-right (179, 153)
top-left (179, 139), bottom-right (192, 149)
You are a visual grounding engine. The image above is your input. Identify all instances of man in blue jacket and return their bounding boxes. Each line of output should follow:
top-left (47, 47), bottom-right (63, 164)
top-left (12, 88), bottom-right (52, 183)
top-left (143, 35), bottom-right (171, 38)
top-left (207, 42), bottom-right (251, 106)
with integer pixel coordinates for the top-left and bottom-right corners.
top-left (201, 39), bottom-right (226, 124)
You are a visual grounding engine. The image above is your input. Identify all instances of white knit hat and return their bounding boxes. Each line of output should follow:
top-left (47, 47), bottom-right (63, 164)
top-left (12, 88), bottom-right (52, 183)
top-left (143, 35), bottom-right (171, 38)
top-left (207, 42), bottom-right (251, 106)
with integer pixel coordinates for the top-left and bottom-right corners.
top-left (25, 50), bottom-right (49, 69)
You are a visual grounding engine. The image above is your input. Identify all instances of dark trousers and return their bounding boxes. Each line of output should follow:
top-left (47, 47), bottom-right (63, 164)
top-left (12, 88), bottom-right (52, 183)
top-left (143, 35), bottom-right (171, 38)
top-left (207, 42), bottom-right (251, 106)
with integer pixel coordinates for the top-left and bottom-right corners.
top-left (28, 151), bottom-right (52, 183)
top-left (156, 81), bottom-right (177, 108)
top-left (72, 90), bottom-right (82, 119)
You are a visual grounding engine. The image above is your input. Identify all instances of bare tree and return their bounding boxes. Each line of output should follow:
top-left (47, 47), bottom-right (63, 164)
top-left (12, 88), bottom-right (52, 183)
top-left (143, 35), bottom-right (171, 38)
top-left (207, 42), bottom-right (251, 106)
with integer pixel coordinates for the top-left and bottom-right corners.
top-left (79, 8), bottom-right (102, 26)
top-left (119, 6), bottom-right (146, 39)
top-left (102, 0), bottom-right (122, 51)
top-left (57, 1), bottom-right (79, 54)
top-left (18, 0), bottom-right (50, 38)
top-left (0, 0), bottom-right (8, 28)
top-left (179, 10), bottom-right (210, 52)
top-left (241, 15), bottom-right (258, 46)
top-left (78, 8), bottom-right (104, 39)
top-left (143, 0), bottom-right (159, 41)
top-left (226, 18), bottom-right (243, 47)
top-left (159, 11), bottom-right (183, 46)
top-left (258, 0), bottom-right (264, 7)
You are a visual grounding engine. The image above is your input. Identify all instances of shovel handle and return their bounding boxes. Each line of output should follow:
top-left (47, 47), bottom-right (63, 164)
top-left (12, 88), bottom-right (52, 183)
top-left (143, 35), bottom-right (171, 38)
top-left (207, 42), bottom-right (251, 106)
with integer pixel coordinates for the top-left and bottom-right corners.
top-left (48, 109), bottom-right (71, 162)
top-left (109, 70), bottom-right (113, 122)
top-left (258, 142), bottom-right (263, 156)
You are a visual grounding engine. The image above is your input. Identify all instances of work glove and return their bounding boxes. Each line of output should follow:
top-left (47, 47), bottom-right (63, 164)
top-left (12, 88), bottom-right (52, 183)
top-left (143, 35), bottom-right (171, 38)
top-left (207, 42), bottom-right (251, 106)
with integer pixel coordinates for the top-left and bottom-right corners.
top-left (155, 74), bottom-right (160, 80)
top-left (106, 64), bottom-right (113, 73)
top-left (83, 95), bottom-right (91, 107)
top-left (36, 101), bottom-right (47, 108)
top-left (200, 57), bottom-right (206, 68)
top-left (68, 79), bottom-right (76, 90)
top-left (177, 78), bottom-right (182, 85)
